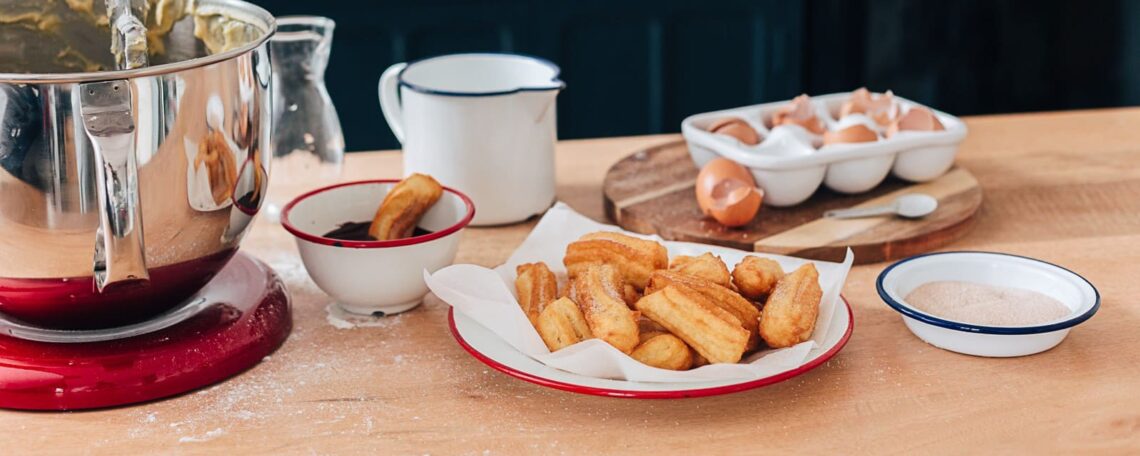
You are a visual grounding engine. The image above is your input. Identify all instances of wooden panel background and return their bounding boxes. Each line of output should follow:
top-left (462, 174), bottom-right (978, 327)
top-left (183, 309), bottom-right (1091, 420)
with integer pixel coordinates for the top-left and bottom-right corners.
top-left (259, 0), bottom-right (1137, 151)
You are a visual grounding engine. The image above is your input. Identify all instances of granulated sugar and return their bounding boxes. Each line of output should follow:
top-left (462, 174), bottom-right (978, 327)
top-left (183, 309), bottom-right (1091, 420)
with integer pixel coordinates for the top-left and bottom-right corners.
top-left (905, 281), bottom-right (1072, 326)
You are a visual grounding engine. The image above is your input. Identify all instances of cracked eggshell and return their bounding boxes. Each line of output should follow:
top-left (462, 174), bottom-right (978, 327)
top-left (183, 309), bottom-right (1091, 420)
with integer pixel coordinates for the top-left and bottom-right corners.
top-left (839, 88), bottom-right (899, 127)
top-left (823, 122), bottom-right (879, 146)
top-left (887, 106), bottom-right (945, 138)
top-left (769, 94), bottom-right (828, 135)
top-left (695, 158), bottom-right (764, 227)
top-left (708, 117), bottom-right (763, 145)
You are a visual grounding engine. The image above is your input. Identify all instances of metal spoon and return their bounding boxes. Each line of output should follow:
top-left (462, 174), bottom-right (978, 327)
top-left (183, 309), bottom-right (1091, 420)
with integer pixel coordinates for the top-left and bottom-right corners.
top-left (823, 193), bottom-right (938, 220)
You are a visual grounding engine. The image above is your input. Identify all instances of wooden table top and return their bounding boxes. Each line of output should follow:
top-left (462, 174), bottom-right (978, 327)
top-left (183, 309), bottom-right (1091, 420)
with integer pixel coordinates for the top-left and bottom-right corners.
top-left (7, 108), bottom-right (1140, 454)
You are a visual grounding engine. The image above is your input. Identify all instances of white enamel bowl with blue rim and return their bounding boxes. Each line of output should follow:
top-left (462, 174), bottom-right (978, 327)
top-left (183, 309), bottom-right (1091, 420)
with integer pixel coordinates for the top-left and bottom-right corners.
top-left (877, 251), bottom-right (1099, 357)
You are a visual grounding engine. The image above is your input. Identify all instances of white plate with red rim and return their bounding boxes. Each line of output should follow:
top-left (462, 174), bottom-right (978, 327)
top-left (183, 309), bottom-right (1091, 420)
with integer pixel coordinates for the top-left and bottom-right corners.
top-left (446, 298), bottom-right (853, 398)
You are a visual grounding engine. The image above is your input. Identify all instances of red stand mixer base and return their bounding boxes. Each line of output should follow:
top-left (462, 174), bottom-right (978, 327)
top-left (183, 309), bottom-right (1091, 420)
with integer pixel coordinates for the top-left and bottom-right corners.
top-left (0, 253), bottom-right (292, 411)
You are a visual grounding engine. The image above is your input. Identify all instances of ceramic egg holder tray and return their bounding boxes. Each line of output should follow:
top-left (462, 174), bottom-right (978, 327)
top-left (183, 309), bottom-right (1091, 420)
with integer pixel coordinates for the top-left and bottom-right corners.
top-left (680, 93), bottom-right (968, 207)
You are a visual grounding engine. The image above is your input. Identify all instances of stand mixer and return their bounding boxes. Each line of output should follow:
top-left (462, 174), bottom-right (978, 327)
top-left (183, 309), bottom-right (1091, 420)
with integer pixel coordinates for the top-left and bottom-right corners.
top-left (0, 0), bottom-right (291, 410)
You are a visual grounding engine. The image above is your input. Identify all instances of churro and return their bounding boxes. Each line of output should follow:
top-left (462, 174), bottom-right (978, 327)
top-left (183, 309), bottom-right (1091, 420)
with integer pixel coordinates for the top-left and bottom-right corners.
top-left (669, 253), bottom-right (732, 288)
top-left (630, 333), bottom-right (693, 371)
top-left (569, 264), bottom-right (641, 354)
top-left (759, 263), bottom-right (822, 348)
top-left (646, 270), bottom-right (761, 351)
top-left (732, 256), bottom-right (785, 302)
top-left (621, 284), bottom-right (641, 309)
top-left (515, 262), bottom-right (557, 326)
top-left (635, 284), bottom-right (749, 363)
top-left (536, 297), bottom-right (593, 351)
top-left (564, 231), bottom-right (668, 290)
top-left (637, 315), bottom-right (668, 335)
top-left (368, 173), bottom-right (443, 240)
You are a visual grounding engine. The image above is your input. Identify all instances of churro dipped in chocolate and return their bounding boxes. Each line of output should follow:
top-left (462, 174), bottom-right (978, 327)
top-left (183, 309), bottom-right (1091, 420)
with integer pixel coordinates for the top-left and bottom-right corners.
top-left (369, 173), bottom-right (443, 240)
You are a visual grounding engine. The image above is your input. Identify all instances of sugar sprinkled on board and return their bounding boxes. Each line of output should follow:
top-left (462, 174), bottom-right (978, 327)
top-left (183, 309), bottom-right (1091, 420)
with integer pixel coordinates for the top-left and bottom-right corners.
top-left (904, 281), bottom-right (1072, 326)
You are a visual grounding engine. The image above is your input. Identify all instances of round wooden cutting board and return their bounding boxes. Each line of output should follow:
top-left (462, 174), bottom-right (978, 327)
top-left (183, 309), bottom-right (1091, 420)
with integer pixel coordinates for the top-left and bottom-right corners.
top-left (602, 140), bottom-right (983, 264)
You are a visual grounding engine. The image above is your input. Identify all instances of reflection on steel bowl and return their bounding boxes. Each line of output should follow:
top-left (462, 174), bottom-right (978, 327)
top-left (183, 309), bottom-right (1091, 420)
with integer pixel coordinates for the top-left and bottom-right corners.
top-left (0, 0), bottom-right (275, 329)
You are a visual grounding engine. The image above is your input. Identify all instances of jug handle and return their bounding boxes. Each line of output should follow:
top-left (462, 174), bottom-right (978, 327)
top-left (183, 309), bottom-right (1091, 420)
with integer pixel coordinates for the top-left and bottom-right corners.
top-left (79, 80), bottom-right (150, 291)
top-left (378, 62), bottom-right (408, 144)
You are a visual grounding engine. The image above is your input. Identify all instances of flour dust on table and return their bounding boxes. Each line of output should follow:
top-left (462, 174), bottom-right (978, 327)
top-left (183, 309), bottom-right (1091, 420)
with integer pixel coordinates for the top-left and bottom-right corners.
top-left (325, 303), bottom-right (410, 329)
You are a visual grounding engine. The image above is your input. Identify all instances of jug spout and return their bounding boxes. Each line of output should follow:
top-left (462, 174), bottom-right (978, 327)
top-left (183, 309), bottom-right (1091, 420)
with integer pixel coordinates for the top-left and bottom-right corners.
top-left (520, 84), bottom-right (563, 124)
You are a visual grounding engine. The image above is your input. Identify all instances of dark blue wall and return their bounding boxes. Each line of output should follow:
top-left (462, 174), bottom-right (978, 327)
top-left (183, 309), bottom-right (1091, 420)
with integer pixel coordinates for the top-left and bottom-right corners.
top-left (258, 0), bottom-right (1136, 151)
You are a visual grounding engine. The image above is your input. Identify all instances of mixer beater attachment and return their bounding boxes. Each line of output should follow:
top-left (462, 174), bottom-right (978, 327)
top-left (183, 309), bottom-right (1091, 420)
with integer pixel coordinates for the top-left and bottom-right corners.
top-left (106, 0), bottom-right (151, 70)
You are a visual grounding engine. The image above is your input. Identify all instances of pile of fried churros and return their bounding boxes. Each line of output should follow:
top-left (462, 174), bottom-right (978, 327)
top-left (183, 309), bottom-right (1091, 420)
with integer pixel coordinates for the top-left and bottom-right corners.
top-left (514, 231), bottom-right (823, 371)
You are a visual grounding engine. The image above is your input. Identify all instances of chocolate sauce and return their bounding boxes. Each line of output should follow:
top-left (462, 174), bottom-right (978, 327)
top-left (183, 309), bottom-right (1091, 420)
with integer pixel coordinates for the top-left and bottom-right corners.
top-left (323, 221), bottom-right (373, 241)
top-left (322, 221), bottom-right (433, 241)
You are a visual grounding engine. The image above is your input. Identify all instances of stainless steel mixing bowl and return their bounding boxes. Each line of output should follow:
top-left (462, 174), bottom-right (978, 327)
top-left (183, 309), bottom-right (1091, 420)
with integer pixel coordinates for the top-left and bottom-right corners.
top-left (0, 0), bottom-right (274, 328)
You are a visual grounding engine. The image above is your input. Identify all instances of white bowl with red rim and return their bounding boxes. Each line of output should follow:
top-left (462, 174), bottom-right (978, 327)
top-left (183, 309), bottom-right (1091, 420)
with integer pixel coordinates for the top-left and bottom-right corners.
top-left (282, 179), bottom-right (475, 315)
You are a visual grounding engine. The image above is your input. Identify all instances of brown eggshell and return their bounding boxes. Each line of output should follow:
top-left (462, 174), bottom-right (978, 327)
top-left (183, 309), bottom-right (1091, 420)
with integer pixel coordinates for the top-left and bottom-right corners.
top-left (823, 124), bottom-right (879, 145)
top-left (706, 184), bottom-right (763, 227)
top-left (708, 118), bottom-right (762, 145)
top-left (770, 94), bottom-right (827, 135)
top-left (886, 107), bottom-right (945, 138)
top-left (695, 158), bottom-right (763, 227)
top-left (839, 88), bottom-right (898, 126)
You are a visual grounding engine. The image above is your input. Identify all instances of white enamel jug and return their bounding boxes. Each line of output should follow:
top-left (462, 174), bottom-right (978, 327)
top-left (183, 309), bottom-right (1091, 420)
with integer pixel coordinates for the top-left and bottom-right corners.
top-left (378, 53), bottom-right (564, 225)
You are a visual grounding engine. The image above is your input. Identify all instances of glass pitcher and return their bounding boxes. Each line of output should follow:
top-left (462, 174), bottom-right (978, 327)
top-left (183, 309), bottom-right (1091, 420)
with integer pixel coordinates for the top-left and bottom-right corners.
top-left (267, 16), bottom-right (345, 214)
